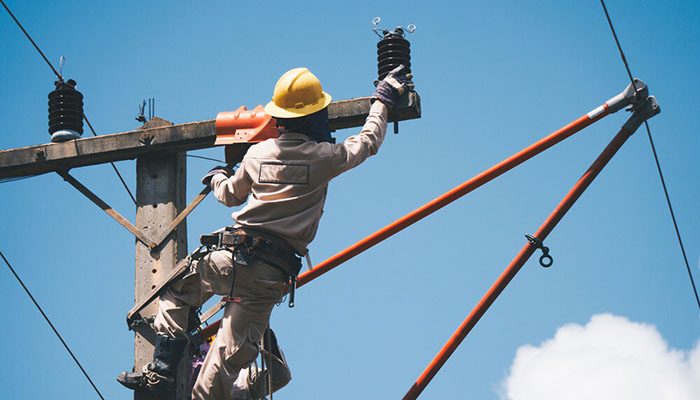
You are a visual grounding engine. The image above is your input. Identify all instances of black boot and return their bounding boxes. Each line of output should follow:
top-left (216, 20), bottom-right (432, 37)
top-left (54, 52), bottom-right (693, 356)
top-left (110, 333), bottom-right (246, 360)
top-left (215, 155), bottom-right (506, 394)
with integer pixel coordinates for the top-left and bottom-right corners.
top-left (117, 335), bottom-right (188, 396)
top-left (151, 335), bottom-right (188, 377)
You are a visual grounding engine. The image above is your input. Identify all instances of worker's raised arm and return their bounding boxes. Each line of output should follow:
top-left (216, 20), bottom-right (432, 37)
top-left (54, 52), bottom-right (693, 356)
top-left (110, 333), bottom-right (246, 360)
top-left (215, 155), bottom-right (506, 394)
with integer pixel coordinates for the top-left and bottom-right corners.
top-left (332, 65), bottom-right (414, 175)
top-left (332, 100), bottom-right (388, 174)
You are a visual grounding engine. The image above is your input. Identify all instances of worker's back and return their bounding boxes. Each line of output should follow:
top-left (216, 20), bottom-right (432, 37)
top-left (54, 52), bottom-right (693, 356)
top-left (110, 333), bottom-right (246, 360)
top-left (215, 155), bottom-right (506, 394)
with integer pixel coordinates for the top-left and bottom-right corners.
top-left (212, 101), bottom-right (388, 253)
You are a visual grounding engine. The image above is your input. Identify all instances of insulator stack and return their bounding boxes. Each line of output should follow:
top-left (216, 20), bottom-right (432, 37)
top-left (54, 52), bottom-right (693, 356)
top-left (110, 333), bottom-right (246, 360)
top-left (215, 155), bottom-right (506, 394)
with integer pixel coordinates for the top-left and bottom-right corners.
top-left (377, 27), bottom-right (411, 81)
top-left (48, 79), bottom-right (84, 142)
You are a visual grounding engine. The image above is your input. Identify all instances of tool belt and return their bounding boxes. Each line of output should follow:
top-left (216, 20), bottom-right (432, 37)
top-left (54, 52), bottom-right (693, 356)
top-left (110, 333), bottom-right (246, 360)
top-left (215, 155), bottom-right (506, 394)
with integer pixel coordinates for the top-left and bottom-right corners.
top-left (200, 227), bottom-right (302, 307)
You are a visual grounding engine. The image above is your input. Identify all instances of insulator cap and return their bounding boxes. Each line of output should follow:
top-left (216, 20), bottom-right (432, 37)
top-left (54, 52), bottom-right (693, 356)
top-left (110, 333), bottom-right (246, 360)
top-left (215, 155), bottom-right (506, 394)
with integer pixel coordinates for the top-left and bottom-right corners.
top-left (48, 79), bottom-right (84, 140)
top-left (377, 28), bottom-right (411, 81)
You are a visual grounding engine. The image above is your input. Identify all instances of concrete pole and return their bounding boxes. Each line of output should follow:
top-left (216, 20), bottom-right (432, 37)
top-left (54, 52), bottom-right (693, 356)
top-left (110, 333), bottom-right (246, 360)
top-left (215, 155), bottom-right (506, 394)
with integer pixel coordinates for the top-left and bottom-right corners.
top-left (134, 118), bottom-right (187, 400)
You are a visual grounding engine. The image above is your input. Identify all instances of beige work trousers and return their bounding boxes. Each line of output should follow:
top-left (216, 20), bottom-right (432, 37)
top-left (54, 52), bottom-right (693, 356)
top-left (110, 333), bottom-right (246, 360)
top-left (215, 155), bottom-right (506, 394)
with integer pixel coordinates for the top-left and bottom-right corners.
top-left (153, 249), bottom-right (288, 400)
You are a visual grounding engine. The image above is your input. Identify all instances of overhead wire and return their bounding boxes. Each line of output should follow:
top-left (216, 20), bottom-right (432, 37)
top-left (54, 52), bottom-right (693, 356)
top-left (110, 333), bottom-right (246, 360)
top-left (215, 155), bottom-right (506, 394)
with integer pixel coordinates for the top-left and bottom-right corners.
top-left (599, 0), bottom-right (700, 311)
top-left (83, 115), bottom-right (137, 205)
top-left (1, 0), bottom-right (137, 206)
top-left (0, 0), bottom-right (61, 80)
top-left (186, 154), bottom-right (226, 164)
top-left (0, 175), bottom-right (36, 184)
top-left (0, 250), bottom-right (106, 400)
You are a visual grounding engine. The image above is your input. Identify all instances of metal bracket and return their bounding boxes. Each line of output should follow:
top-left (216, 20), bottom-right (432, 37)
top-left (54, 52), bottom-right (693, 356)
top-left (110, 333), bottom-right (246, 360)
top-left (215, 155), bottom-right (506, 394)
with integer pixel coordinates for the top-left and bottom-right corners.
top-left (150, 186), bottom-right (212, 248)
top-left (525, 234), bottom-right (553, 268)
top-left (149, 150), bottom-right (249, 248)
top-left (605, 78), bottom-right (648, 113)
top-left (57, 170), bottom-right (157, 248)
top-left (128, 315), bottom-right (155, 331)
top-left (58, 170), bottom-right (215, 250)
top-left (138, 131), bottom-right (154, 145)
top-left (622, 95), bottom-right (660, 134)
top-left (149, 151), bottom-right (249, 248)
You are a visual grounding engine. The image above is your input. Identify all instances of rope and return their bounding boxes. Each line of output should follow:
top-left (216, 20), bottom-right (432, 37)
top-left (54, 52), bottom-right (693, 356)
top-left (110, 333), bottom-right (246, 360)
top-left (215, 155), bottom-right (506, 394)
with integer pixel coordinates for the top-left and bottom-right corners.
top-left (0, 250), bottom-right (106, 400)
top-left (600, 0), bottom-right (700, 311)
top-left (1, 0), bottom-right (137, 206)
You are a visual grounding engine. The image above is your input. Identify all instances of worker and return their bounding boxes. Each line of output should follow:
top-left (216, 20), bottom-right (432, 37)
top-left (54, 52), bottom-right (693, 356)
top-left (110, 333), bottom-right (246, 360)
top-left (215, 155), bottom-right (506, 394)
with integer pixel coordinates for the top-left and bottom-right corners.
top-left (118, 65), bottom-right (414, 399)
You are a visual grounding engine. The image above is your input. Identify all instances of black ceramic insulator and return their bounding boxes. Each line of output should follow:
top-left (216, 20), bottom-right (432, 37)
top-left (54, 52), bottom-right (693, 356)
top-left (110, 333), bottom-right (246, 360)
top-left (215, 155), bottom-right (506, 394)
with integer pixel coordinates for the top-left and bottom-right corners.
top-left (377, 28), bottom-right (411, 81)
top-left (48, 79), bottom-right (84, 135)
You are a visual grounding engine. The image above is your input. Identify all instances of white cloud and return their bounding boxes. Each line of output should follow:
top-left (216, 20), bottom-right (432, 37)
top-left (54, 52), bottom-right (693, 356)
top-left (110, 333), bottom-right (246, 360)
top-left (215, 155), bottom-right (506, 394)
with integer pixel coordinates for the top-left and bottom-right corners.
top-left (500, 314), bottom-right (700, 400)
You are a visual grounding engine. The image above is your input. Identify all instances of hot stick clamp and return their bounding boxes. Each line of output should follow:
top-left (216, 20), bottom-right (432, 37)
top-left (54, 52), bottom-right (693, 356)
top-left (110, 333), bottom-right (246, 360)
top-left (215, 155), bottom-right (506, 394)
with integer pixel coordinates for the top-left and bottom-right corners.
top-left (622, 95), bottom-right (660, 134)
top-left (525, 234), bottom-right (553, 268)
top-left (605, 78), bottom-right (648, 113)
top-left (401, 82), bottom-right (661, 399)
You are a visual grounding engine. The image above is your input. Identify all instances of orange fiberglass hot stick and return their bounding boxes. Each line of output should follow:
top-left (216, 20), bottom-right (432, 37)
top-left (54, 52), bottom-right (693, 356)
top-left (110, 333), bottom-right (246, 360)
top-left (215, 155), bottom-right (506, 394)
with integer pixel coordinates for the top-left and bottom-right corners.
top-left (199, 80), bottom-right (646, 340)
top-left (295, 80), bottom-right (646, 289)
top-left (402, 95), bottom-right (659, 400)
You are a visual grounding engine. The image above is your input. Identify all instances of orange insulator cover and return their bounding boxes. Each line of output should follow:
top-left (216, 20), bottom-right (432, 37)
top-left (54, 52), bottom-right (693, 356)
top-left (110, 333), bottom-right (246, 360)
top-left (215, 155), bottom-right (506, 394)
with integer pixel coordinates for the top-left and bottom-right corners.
top-left (215, 105), bottom-right (279, 145)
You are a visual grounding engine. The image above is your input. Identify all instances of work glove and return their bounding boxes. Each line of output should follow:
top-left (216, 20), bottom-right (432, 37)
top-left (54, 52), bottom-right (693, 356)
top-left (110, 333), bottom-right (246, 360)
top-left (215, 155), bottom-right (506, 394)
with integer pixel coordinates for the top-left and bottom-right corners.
top-left (201, 165), bottom-right (232, 186)
top-left (371, 65), bottom-right (415, 108)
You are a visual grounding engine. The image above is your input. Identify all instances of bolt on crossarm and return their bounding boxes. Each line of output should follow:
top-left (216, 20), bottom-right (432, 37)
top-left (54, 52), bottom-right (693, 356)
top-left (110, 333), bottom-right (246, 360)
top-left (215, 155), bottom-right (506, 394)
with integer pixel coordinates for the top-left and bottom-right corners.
top-left (402, 96), bottom-right (660, 400)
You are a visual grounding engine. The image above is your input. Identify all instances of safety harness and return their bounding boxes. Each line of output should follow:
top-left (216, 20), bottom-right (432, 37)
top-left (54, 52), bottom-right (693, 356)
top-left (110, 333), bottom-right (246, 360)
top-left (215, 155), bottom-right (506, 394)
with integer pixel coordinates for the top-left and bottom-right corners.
top-left (200, 226), bottom-right (303, 307)
top-left (126, 227), bottom-right (302, 331)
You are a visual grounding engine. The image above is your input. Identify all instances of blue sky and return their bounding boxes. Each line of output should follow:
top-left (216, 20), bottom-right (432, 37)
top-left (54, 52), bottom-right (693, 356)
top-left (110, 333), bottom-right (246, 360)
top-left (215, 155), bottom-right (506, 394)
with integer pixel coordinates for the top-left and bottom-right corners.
top-left (1, 1), bottom-right (699, 399)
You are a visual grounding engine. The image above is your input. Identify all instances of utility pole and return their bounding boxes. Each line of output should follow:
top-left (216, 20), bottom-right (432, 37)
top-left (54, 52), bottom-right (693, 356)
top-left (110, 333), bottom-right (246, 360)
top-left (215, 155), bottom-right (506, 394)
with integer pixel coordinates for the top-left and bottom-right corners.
top-left (133, 118), bottom-right (188, 400)
top-left (0, 93), bottom-right (421, 400)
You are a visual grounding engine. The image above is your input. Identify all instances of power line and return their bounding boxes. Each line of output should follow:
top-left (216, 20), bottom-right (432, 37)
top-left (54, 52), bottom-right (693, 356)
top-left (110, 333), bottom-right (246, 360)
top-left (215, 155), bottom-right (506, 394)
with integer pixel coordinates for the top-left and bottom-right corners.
top-left (0, 0), bottom-right (61, 80)
top-left (1, 0), bottom-right (137, 206)
top-left (0, 175), bottom-right (35, 184)
top-left (600, 0), bottom-right (700, 311)
top-left (186, 154), bottom-right (226, 164)
top-left (0, 250), bottom-right (106, 400)
top-left (83, 115), bottom-right (137, 205)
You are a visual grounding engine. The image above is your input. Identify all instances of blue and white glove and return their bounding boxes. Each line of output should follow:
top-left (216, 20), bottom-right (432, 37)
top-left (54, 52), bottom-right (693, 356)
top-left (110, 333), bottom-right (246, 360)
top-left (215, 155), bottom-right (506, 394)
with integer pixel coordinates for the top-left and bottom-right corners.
top-left (371, 65), bottom-right (415, 108)
top-left (201, 165), bottom-right (232, 186)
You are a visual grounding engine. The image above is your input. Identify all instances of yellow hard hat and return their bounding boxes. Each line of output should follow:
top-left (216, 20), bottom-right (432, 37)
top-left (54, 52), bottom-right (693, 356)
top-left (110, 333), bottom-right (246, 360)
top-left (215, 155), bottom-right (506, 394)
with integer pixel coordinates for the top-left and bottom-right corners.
top-left (264, 68), bottom-right (332, 118)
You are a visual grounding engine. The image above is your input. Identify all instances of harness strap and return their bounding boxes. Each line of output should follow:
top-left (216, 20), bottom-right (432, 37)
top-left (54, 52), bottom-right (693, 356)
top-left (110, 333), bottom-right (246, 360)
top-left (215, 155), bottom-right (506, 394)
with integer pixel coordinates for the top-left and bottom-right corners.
top-left (265, 327), bottom-right (274, 400)
top-left (200, 228), bottom-right (302, 307)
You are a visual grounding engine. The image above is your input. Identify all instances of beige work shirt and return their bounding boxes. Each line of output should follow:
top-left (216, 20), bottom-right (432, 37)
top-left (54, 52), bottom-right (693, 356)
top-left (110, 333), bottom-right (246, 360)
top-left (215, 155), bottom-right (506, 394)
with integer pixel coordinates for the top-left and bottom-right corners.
top-left (211, 101), bottom-right (389, 254)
